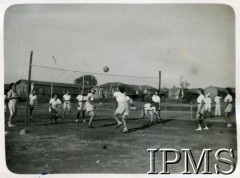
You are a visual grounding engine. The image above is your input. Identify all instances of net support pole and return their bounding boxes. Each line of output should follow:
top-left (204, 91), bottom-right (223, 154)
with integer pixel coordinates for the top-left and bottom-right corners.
top-left (190, 101), bottom-right (193, 119)
top-left (25, 51), bottom-right (33, 127)
top-left (159, 71), bottom-right (161, 92)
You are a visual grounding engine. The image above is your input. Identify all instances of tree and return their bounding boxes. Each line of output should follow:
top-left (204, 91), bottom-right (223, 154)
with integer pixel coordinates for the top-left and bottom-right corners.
top-left (180, 81), bottom-right (190, 89)
top-left (74, 75), bottom-right (98, 88)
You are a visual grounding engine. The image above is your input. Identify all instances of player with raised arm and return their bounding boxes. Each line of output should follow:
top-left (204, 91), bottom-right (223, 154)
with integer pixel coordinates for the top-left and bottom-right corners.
top-left (86, 87), bottom-right (96, 128)
top-left (7, 83), bottom-right (21, 127)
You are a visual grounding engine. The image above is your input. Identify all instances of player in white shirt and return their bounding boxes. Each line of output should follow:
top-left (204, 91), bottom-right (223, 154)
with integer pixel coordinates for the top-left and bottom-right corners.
top-left (49, 94), bottom-right (62, 124)
top-left (76, 90), bottom-right (86, 123)
top-left (29, 90), bottom-right (38, 119)
top-left (136, 101), bottom-right (161, 124)
top-left (224, 88), bottom-right (233, 128)
top-left (214, 92), bottom-right (222, 116)
top-left (113, 86), bottom-right (129, 133)
top-left (204, 93), bottom-right (212, 118)
top-left (86, 87), bottom-right (96, 128)
top-left (7, 83), bottom-right (21, 127)
top-left (62, 91), bottom-right (72, 119)
top-left (195, 89), bottom-right (209, 131)
top-left (152, 91), bottom-right (163, 120)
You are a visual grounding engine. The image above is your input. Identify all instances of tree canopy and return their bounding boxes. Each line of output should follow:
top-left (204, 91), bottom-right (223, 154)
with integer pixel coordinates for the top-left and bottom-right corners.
top-left (74, 75), bottom-right (98, 87)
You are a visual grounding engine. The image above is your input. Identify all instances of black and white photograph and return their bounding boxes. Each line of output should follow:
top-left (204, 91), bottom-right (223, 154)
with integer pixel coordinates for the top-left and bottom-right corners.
top-left (1, 1), bottom-right (239, 176)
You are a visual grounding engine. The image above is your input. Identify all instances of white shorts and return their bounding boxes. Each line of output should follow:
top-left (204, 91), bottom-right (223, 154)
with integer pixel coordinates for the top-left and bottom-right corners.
top-left (115, 101), bottom-right (126, 115)
top-left (225, 103), bottom-right (233, 113)
top-left (8, 102), bottom-right (17, 115)
top-left (205, 107), bottom-right (211, 112)
top-left (145, 110), bottom-right (154, 115)
top-left (86, 102), bottom-right (94, 113)
top-left (63, 101), bottom-right (71, 109)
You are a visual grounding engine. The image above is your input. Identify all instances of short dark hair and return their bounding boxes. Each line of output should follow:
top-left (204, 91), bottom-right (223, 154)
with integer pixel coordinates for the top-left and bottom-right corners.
top-left (52, 93), bottom-right (57, 98)
top-left (226, 88), bottom-right (232, 95)
top-left (198, 88), bottom-right (204, 94)
top-left (9, 83), bottom-right (16, 90)
top-left (119, 86), bottom-right (125, 93)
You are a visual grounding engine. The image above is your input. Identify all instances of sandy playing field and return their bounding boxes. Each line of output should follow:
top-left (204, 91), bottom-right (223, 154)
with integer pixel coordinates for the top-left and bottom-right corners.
top-left (5, 101), bottom-right (237, 174)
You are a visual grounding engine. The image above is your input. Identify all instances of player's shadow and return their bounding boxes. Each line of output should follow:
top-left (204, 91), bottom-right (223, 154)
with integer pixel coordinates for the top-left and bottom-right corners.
top-left (127, 119), bottom-right (175, 133)
top-left (127, 124), bottom-right (152, 133)
top-left (99, 122), bottom-right (119, 127)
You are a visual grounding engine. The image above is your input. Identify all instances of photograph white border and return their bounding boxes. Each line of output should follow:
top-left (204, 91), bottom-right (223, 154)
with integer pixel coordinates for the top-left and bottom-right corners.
top-left (0, 0), bottom-right (239, 177)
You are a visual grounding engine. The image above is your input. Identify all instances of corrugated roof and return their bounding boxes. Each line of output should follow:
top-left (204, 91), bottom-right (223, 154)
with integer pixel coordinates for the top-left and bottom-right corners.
top-left (16, 79), bottom-right (80, 88)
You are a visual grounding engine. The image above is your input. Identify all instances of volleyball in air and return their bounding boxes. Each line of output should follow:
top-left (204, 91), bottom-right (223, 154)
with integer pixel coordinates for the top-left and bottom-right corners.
top-left (103, 66), bottom-right (109, 73)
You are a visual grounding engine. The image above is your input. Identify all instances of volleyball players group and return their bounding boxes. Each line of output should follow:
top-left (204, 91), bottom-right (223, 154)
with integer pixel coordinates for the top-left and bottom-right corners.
top-left (5, 83), bottom-right (234, 133)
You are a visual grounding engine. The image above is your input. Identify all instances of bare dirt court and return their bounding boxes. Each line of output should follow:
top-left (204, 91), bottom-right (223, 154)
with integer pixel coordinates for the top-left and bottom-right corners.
top-left (5, 101), bottom-right (237, 174)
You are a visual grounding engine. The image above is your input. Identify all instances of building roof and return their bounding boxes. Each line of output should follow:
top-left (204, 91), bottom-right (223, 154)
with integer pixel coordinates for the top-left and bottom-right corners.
top-left (99, 82), bottom-right (158, 92)
top-left (16, 79), bottom-right (80, 88)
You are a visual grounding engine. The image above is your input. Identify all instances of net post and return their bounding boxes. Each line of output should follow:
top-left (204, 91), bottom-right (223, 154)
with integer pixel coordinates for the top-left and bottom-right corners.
top-left (25, 51), bottom-right (33, 127)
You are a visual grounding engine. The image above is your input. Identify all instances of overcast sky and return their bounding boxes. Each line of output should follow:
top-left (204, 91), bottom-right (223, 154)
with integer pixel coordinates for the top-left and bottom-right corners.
top-left (4, 4), bottom-right (235, 88)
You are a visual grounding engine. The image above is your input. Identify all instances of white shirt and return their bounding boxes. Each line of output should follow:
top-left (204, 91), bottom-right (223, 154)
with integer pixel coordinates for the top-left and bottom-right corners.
top-left (29, 94), bottom-right (37, 105)
top-left (224, 94), bottom-right (233, 103)
top-left (113, 92), bottom-right (126, 102)
top-left (214, 96), bottom-right (221, 104)
top-left (86, 93), bottom-right (94, 102)
top-left (204, 97), bottom-right (212, 108)
top-left (49, 98), bottom-right (62, 109)
top-left (197, 94), bottom-right (205, 104)
top-left (7, 89), bottom-right (18, 105)
top-left (152, 95), bottom-right (160, 103)
top-left (76, 95), bottom-right (86, 102)
top-left (144, 103), bottom-right (156, 111)
top-left (63, 94), bottom-right (71, 101)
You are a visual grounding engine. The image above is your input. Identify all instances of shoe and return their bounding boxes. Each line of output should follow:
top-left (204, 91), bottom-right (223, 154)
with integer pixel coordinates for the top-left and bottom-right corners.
top-left (227, 124), bottom-right (233, 128)
top-left (8, 124), bottom-right (15, 127)
top-left (123, 128), bottom-right (128, 133)
top-left (203, 127), bottom-right (209, 130)
top-left (195, 127), bottom-right (202, 131)
top-left (83, 120), bottom-right (86, 123)
top-left (115, 122), bottom-right (122, 128)
top-left (88, 124), bottom-right (95, 128)
top-left (75, 119), bottom-right (79, 123)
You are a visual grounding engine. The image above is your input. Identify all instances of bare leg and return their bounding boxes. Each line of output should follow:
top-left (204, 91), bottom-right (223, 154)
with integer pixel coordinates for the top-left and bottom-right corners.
top-left (195, 114), bottom-right (202, 130)
top-left (122, 115), bottom-right (128, 132)
top-left (136, 108), bottom-right (145, 123)
top-left (136, 106), bottom-right (145, 123)
top-left (88, 111), bottom-right (95, 127)
top-left (69, 109), bottom-right (72, 118)
top-left (114, 112), bottom-right (122, 125)
top-left (8, 114), bottom-right (13, 126)
top-left (82, 110), bottom-right (86, 122)
top-left (201, 117), bottom-right (209, 130)
top-left (150, 113), bottom-right (154, 125)
top-left (62, 108), bottom-right (66, 118)
top-left (29, 107), bottom-right (33, 118)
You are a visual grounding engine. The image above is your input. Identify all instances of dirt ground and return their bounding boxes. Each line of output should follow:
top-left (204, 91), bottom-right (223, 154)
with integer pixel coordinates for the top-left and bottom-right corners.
top-left (5, 101), bottom-right (237, 174)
